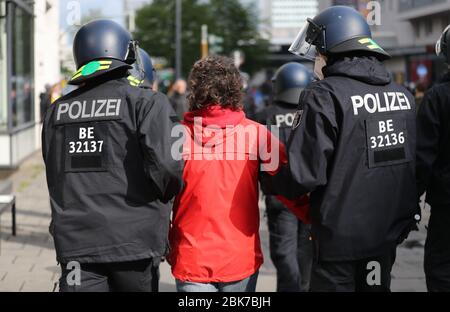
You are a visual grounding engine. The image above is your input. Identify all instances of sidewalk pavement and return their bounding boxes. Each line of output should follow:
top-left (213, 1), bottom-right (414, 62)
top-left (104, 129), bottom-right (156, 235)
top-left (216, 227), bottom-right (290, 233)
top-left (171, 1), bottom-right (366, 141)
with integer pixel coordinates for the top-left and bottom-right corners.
top-left (0, 151), bottom-right (428, 292)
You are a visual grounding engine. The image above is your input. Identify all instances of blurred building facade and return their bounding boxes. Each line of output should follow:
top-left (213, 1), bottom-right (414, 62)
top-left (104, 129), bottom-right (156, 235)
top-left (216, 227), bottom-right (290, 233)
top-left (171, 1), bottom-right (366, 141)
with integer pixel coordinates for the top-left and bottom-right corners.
top-left (251, 0), bottom-right (318, 66)
top-left (59, 31), bottom-right (75, 74)
top-left (123, 0), bottom-right (151, 32)
top-left (319, 0), bottom-right (450, 87)
top-left (262, 0), bottom-right (318, 45)
top-left (0, 0), bottom-right (60, 169)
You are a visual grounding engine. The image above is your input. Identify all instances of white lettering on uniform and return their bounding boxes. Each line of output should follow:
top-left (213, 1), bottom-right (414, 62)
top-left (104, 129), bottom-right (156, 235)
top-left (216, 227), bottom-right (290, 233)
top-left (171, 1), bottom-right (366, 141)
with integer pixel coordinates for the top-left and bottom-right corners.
top-left (68, 101), bottom-right (82, 119)
top-left (351, 92), bottom-right (412, 116)
top-left (351, 95), bottom-right (364, 115)
top-left (81, 101), bottom-right (90, 118)
top-left (285, 113), bottom-right (295, 126)
top-left (79, 127), bottom-right (94, 139)
top-left (379, 120), bottom-right (394, 133)
top-left (57, 103), bottom-right (70, 121)
top-left (387, 119), bottom-right (394, 132)
top-left (388, 92), bottom-right (399, 111)
top-left (106, 99), bottom-right (117, 117)
top-left (95, 100), bottom-right (107, 117)
top-left (397, 92), bottom-right (411, 110)
top-left (275, 115), bottom-right (284, 127)
top-left (275, 113), bottom-right (296, 127)
top-left (376, 93), bottom-right (387, 112)
top-left (79, 127), bottom-right (87, 139)
top-left (364, 94), bottom-right (377, 114)
top-left (56, 99), bottom-right (122, 121)
top-left (116, 99), bottom-right (121, 116)
top-left (379, 121), bottom-right (386, 133)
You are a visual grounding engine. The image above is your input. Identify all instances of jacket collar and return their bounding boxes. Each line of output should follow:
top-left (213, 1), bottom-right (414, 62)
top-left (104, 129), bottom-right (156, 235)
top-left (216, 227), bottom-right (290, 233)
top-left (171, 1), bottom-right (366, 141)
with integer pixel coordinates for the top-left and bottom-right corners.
top-left (323, 56), bottom-right (391, 86)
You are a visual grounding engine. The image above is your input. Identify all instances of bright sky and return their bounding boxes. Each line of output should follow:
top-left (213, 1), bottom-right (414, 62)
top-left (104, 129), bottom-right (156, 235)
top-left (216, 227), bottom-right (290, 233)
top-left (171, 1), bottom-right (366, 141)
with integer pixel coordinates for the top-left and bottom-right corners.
top-left (59, 0), bottom-right (126, 29)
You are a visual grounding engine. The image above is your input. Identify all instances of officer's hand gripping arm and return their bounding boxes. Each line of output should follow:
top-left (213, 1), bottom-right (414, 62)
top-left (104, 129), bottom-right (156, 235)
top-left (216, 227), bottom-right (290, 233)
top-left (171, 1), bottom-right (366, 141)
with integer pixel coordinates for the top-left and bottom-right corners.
top-left (137, 93), bottom-right (184, 203)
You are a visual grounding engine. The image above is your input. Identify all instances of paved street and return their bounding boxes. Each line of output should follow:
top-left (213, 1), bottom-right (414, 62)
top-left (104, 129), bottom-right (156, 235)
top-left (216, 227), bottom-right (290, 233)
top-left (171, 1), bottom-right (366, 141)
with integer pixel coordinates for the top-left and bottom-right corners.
top-left (0, 151), bottom-right (428, 292)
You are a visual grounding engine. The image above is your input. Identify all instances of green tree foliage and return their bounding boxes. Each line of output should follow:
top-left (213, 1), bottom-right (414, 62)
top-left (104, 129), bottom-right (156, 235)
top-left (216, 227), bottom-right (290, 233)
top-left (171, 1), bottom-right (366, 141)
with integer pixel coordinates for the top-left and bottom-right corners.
top-left (134, 0), bottom-right (268, 77)
top-left (208, 0), bottom-right (269, 74)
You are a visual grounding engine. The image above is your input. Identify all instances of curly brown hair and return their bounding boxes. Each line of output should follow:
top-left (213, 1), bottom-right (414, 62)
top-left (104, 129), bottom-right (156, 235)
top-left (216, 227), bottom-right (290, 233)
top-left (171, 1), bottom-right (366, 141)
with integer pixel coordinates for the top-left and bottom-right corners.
top-left (187, 55), bottom-right (243, 111)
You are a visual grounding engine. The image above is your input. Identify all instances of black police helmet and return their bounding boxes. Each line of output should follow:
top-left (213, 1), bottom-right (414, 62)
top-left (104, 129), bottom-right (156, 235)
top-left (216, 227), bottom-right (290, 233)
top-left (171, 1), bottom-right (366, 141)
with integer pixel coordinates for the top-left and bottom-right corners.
top-left (272, 62), bottom-right (313, 106)
top-left (436, 25), bottom-right (450, 64)
top-left (129, 48), bottom-right (155, 87)
top-left (300, 6), bottom-right (390, 60)
top-left (139, 48), bottom-right (155, 84)
top-left (73, 19), bottom-right (134, 69)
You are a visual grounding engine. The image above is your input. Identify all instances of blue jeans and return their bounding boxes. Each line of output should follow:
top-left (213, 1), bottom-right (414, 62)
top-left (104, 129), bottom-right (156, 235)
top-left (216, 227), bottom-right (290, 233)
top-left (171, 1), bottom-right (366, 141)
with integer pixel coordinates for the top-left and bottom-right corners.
top-left (176, 272), bottom-right (259, 292)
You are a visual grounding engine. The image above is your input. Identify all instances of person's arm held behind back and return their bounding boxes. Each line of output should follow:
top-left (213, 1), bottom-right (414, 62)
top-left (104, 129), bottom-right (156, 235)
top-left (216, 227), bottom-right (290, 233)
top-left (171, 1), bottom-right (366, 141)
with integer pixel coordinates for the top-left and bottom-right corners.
top-left (258, 124), bottom-right (290, 194)
top-left (137, 92), bottom-right (184, 203)
top-left (416, 90), bottom-right (441, 197)
top-left (264, 87), bottom-right (338, 200)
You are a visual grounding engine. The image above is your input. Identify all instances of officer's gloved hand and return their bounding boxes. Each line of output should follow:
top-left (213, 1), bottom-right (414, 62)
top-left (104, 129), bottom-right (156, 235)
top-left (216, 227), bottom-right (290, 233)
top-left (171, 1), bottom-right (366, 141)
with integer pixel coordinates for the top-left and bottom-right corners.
top-left (397, 202), bottom-right (422, 245)
top-left (413, 201), bottom-right (422, 231)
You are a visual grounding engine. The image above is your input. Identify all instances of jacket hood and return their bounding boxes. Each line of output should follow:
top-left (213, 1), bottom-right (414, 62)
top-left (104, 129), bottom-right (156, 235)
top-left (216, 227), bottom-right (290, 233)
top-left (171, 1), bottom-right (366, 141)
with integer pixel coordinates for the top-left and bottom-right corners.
top-left (323, 56), bottom-right (391, 86)
top-left (183, 105), bottom-right (245, 146)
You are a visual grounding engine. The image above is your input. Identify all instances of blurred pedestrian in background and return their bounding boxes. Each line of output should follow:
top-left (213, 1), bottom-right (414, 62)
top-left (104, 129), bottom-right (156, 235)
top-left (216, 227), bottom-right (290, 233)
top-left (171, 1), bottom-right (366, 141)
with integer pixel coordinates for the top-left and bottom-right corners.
top-left (241, 72), bottom-right (257, 120)
top-left (168, 55), bottom-right (286, 292)
top-left (417, 25), bottom-right (450, 292)
top-left (50, 82), bottom-right (62, 104)
top-left (169, 79), bottom-right (188, 120)
top-left (39, 84), bottom-right (52, 122)
top-left (414, 82), bottom-right (427, 112)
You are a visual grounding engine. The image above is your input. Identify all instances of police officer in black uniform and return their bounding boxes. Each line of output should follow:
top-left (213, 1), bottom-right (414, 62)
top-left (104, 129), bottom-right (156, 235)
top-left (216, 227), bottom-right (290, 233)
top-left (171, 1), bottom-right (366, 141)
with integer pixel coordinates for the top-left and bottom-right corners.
top-left (258, 62), bottom-right (314, 292)
top-left (42, 20), bottom-right (183, 292)
top-left (417, 25), bottom-right (450, 292)
top-left (278, 6), bottom-right (418, 291)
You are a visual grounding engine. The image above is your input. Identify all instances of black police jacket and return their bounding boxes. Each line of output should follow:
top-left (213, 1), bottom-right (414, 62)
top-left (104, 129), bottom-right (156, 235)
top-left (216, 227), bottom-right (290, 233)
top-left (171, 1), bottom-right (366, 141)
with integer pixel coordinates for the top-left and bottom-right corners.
top-left (257, 101), bottom-right (297, 197)
top-left (417, 72), bottom-right (450, 207)
top-left (277, 57), bottom-right (417, 261)
top-left (256, 101), bottom-right (297, 143)
top-left (42, 69), bottom-right (183, 263)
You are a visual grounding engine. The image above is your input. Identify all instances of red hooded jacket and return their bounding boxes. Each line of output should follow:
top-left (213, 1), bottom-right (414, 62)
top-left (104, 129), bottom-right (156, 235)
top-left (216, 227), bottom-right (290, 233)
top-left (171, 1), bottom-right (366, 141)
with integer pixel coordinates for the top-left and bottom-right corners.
top-left (168, 105), bottom-right (287, 283)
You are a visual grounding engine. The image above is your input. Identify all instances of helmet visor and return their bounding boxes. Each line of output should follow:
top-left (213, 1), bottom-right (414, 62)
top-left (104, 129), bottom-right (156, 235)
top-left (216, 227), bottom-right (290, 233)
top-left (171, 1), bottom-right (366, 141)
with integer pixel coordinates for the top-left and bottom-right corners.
top-left (289, 21), bottom-right (318, 61)
top-left (436, 25), bottom-right (450, 57)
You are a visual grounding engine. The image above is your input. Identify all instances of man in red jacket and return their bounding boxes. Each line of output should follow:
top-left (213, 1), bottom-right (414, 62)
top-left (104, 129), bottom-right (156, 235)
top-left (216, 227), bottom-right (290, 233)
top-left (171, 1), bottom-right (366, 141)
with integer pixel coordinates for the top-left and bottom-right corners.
top-left (168, 56), bottom-right (287, 292)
